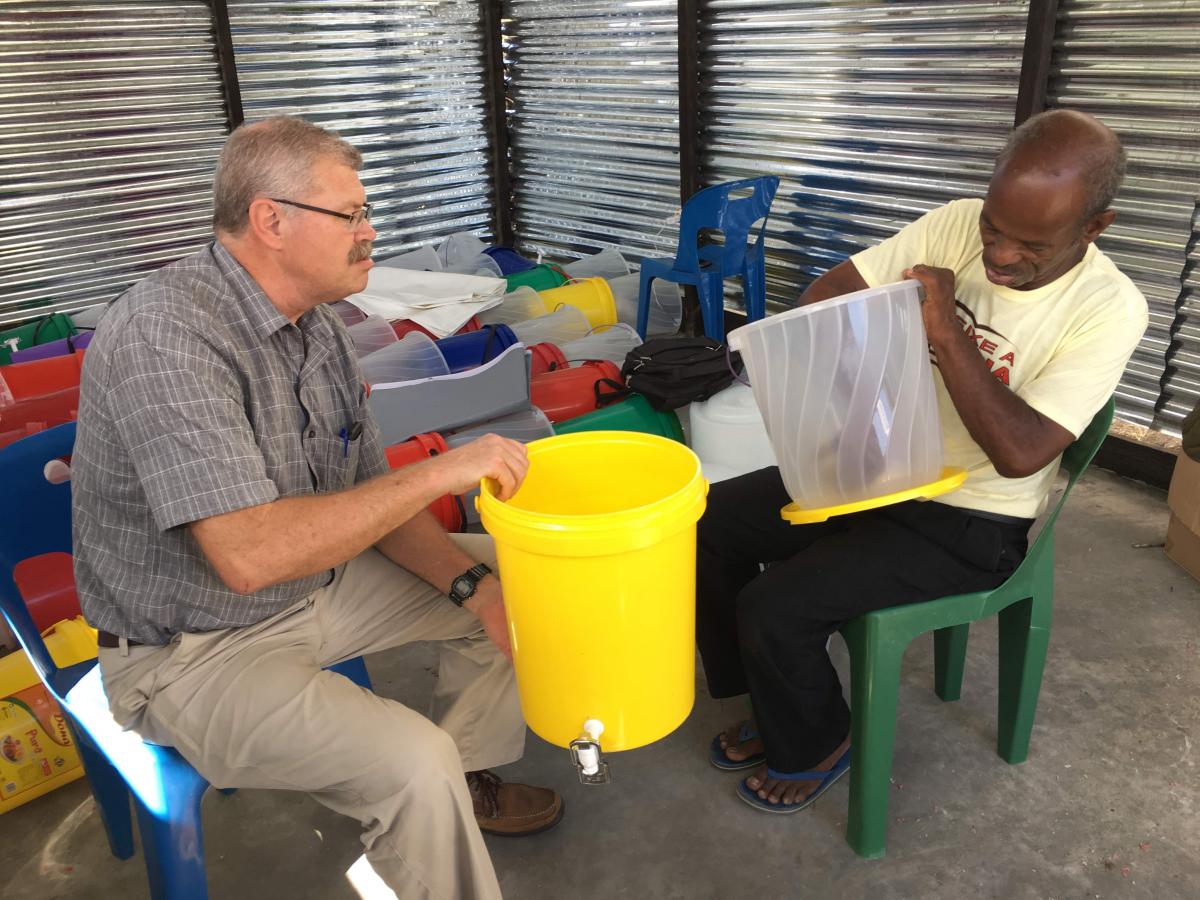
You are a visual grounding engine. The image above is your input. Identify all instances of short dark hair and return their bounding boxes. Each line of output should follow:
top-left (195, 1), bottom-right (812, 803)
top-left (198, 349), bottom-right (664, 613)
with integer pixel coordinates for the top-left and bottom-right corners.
top-left (996, 110), bottom-right (1127, 220)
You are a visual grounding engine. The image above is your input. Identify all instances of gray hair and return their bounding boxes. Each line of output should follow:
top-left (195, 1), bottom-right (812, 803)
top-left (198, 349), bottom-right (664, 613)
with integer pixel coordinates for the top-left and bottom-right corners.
top-left (212, 116), bottom-right (363, 235)
top-left (995, 109), bottom-right (1127, 220)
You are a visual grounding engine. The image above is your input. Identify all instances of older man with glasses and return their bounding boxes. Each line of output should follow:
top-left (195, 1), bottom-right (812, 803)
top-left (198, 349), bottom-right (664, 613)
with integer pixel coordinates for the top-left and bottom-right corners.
top-left (71, 116), bottom-right (562, 900)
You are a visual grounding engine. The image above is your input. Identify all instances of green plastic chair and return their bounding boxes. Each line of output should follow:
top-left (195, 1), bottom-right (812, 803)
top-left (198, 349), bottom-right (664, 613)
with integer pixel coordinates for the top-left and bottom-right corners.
top-left (838, 397), bottom-right (1115, 859)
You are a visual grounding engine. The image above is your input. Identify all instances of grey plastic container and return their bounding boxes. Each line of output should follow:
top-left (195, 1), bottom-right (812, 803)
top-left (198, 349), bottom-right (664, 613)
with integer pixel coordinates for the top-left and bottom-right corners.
top-left (367, 343), bottom-right (532, 445)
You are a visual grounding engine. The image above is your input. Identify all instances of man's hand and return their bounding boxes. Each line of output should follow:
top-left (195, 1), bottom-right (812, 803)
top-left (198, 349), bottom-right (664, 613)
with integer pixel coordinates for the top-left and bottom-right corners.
top-left (903, 264), bottom-right (960, 345)
top-left (432, 433), bottom-right (530, 500)
top-left (462, 576), bottom-right (512, 661)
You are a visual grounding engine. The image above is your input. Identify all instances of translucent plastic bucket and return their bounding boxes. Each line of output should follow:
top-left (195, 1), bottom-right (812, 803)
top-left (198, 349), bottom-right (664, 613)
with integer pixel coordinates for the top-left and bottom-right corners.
top-left (478, 431), bottom-right (707, 751)
top-left (376, 244), bottom-right (442, 272)
top-left (444, 253), bottom-right (504, 278)
top-left (510, 306), bottom-right (590, 347)
top-left (727, 280), bottom-right (943, 511)
top-left (563, 248), bottom-right (630, 281)
top-left (476, 286), bottom-right (547, 327)
top-left (438, 232), bottom-right (488, 269)
top-left (610, 273), bottom-right (682, 336)
top-left (689, 383), bottom-right (777, 480)
top-left (445, 407), bottom-right (555, 450)
top-left (434, 324), bottom-right (520, 373)
top-left (552, 394), bottom-right (684, 444)
top-left (538, 278), bottom-right (618, 329)
top-left (347, 314), bottom-right (398, 358)
top-left (530, 360), bottom-right (626, 424)
top-left (528, 342), bottom-right (568, 376)
top-left (359, 332), bottom-right (450, 386)
top-left (561, 323), bottom-right (641, 367)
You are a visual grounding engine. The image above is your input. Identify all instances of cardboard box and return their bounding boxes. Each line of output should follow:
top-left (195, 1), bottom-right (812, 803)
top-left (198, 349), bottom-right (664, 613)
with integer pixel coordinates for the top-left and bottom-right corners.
top-left (1165, 451), bottom-right (1200, 579)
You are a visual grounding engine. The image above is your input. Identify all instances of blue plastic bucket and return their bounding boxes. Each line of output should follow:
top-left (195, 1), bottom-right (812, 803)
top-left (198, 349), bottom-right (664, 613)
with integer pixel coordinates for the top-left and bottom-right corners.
top-left (483, 246), bottom-right (538, 275)
top-left (435, 324), bottom-right (519, 373)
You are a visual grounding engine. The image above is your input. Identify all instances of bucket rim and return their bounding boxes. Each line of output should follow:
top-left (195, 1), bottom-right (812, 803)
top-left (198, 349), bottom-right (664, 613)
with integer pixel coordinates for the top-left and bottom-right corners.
top-left (478, 431), bottom-right (706, 543)
top-left (727, 279), bottom-right (921, 351)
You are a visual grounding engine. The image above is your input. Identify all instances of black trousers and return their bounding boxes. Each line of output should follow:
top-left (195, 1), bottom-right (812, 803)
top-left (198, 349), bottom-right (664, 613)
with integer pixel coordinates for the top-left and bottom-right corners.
top-left (696, 467), bottom-right (1032, 773)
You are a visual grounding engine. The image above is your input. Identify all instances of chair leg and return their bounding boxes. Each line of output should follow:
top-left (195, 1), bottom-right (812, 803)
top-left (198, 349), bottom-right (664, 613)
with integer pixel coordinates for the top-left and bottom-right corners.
top-left (695, 273), bottom-right (726, 341)
top-left (843, 621), bottom-right (905, 859)
top-left (997, 596), bottom-right (1050, 764)
top-left (133, 787), bottom-right (209, 900)
top-left (636, 270), bottom-right (655, 339)
top-left (933, 624), bottom-right (970, 702)
top-left (73, 731), bottom-right (135, 860)
top-left (327, 655), bottom-right (373, 691)
top-left (742, 251), bottom-right (767, 323)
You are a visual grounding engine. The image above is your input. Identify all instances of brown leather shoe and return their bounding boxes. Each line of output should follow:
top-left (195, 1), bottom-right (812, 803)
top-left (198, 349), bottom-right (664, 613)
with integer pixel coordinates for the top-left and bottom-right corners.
top-left (467, 770), bottom-right (564, 836)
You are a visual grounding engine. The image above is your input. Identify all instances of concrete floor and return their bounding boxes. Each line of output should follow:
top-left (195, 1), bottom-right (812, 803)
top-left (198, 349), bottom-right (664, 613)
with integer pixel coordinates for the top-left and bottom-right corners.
top-left (2, 467), bottom-right (1197, 899)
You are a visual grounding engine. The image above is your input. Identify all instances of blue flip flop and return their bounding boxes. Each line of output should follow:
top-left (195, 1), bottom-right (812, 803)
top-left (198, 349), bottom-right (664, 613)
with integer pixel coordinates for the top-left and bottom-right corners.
top-left (734, 748), bottom-right (852, 814)
top-left (709, 721), bottom-right (766, 771)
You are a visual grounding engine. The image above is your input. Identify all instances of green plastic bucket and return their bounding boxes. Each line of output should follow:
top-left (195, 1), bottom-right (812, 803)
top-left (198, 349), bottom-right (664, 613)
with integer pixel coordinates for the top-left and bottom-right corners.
top-left (552, 393), bottom-right (684, 444)
top-left (504, 264), bottom-right (568, 293)
top-left (0, 313), bottom-right (76, 366)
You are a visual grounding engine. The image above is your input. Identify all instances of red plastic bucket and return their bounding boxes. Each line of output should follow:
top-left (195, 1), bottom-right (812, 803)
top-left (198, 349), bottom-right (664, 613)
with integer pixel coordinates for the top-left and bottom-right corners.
top-left (383, 432), bottom-right (464, 532)
top-left (0, 386), bottom-right (79, 433)
top-left (13, 552), bottom-right (81, 632)
top-left (528, 342), bottom-right (568, 376)
top-left (391, 316), bottom-right (481, 341)
top-left (529, 360), bottom-right (627, 424)
top-left (0, 350), bottom-right (86, 402)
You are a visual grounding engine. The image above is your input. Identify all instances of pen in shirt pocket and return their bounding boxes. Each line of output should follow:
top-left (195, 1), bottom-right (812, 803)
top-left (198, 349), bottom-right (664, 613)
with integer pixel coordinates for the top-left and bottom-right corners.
top-left (339, 421), bottom-right (363, 458)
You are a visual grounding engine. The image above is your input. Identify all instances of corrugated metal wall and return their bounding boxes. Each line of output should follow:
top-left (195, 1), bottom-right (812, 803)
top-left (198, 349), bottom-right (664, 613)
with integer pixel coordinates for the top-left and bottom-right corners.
top-left (504, 0), bottom-right (681, 265)
top-left (226, 1), bottom-right (497, 258)
top-left (1046, 0), bottom-right (1200, 432)
top-left (700, 0), bottom-right (1031, 308)
top-left (0, 1), bottom-right (229, 326)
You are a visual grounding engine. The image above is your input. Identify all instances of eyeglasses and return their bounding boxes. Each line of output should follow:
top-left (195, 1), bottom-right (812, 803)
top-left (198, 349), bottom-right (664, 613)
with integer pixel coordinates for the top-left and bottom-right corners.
top-left (270, 198), bottom-right (373, 231)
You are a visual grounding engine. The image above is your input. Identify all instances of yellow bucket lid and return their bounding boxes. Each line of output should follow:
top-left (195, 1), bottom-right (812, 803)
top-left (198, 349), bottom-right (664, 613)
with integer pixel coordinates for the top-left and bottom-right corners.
top-left (780, 466), bottom-right (967, 525)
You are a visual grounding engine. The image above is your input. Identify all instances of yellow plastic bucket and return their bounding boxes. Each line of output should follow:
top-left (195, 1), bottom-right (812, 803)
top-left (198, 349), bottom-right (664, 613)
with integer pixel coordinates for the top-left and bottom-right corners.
top-left (479, 432), bottom-right (707, 752)
top-left (538, 278), bottom-right (618, 329)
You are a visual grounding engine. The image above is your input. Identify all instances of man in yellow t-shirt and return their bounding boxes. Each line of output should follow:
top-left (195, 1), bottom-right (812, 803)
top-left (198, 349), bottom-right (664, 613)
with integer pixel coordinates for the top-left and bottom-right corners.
top-left (697, 110), bottom-right (1148, 815)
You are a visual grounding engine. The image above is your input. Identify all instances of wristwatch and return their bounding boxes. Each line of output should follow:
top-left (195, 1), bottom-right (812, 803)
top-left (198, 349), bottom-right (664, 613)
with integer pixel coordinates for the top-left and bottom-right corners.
top-left (448, 563), bottom-right (492, 607)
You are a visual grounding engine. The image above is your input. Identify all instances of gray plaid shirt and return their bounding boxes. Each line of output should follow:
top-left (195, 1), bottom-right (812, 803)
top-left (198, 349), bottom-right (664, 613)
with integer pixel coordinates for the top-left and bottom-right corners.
top-left (72, 242), bottom-right (389, 644)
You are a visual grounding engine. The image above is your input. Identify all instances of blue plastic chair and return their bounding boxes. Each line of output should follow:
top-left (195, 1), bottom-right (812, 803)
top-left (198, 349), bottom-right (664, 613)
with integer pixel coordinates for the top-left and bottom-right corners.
top-left (637, 176), bottom-right (781, 340)
top-left (0, 422), bottom-right (372, 899)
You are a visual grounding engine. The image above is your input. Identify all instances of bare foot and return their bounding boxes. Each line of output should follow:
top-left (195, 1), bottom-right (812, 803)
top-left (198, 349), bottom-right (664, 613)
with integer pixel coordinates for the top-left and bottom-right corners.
top-left (717, 720), bottom-right (764, 764)
top-left (744, 734), bottom-right (851, 806)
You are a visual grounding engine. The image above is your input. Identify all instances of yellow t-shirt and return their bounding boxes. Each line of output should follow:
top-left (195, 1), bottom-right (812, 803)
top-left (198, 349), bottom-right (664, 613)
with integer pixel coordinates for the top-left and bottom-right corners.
top-left (851, 198), bottom-right (1148, 519)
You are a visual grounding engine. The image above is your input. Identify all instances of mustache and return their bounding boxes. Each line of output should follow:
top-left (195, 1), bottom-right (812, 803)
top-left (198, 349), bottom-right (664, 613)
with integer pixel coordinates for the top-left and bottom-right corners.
top-left (349, 240), bottom-right (374, 264)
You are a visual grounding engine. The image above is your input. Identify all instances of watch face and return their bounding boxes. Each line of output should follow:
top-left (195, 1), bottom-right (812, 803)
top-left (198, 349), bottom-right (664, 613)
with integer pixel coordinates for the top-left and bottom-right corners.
top-left (452, 576), bottom-right (473, 597)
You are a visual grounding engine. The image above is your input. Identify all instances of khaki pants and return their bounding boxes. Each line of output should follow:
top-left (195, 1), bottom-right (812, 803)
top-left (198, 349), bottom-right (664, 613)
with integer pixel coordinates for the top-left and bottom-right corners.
top-left (97, 534), bottom-right (522, 900)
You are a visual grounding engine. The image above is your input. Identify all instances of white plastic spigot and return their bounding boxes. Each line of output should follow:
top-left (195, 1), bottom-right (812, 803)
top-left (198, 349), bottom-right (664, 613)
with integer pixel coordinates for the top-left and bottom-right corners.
top-left (576, 720), bottom-right (605, 775)
top-left (569, 719), bottom-right (610, 783)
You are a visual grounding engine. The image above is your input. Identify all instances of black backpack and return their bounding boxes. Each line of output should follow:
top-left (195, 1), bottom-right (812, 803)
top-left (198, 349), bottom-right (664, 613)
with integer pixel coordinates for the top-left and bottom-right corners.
top-left (621, 337), bottom-right (741, 411)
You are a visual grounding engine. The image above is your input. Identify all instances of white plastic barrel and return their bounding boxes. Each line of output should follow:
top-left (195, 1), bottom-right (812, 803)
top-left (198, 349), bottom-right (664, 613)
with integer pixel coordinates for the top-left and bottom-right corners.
top-left (690, 383), bottom-right (777, 483)
top-left (727, 280), bottom-right (943, 510)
